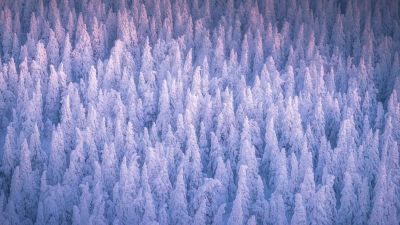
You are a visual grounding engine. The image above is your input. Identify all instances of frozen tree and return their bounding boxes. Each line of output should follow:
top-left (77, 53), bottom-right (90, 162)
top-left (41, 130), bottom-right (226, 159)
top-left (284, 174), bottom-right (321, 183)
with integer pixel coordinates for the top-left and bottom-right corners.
top-left (169, 167), bottom-right (190, 225)
top-left (71, 18), bottom-right (93, 81)
top-left (115, 156), bottom-right (140, 224)
top-left (300, 167), bottom-right (315, 221)
top-left (63, 129), bottom-right (86, 190)
top-left (87, 66), bottom-right (98, 104)
top-left (238, 117), bottom-right (258, 178)
top-left (369, 162), bottom-right (398, 225)
top-left (228, 166), bottom-right (249, 225)
top-left (291, 193), bottom-right (307, 225)
top-left (102, 142), bottom-right (117, 193)
top-left (269, 192), bottom-right (288, 225)
top-left (338, 172), bottom-right (357, 225)
top-left (47, 29), bottom-right (60, 66)
top-left (1, 7), bottom-right (13, 61)
top-left (1, 124), bottom-right (17, 180)
top-left (139, 38), bottom-right (157, 124)
top-left (311, 173), bottom-right (337, 225)
top-left (193, 198), bottom-right (207, 225)
top-left (48, 125), bottom-right (66, 185)
top-left (61, 94), bottom-right (74, 151)
top-left (61, 33), bottom-right (72, 80)
top-left (157, 80), bottom-right (171, 138)
top-left (30, 124), bottom-right (45, 171)
top-left (185, 124), bottom-right (203, 190)
top-left (31, 42), bottom-right (48, 83)
top-left (5, 166), bottom-right (23, 225)
top-left (355, 178), bottom-right (371, 225)
top-left (45, 65), bottom-right (61, 123)
top-left (92, 17), bottom-right (107, 60)
top-left (17, 138), bottom-right (39, 222)
top-left (227, 195), bottom-right (244, 225)
top-left (141, 164), bottom-right (157, 225)
top-left (211, 203), bottom-right (226, 225)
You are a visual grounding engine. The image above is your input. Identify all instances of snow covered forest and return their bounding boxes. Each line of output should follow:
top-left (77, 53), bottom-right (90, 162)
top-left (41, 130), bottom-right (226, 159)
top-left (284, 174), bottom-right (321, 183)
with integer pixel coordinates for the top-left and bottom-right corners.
top-left (0, 0), bottom-right (399, 224)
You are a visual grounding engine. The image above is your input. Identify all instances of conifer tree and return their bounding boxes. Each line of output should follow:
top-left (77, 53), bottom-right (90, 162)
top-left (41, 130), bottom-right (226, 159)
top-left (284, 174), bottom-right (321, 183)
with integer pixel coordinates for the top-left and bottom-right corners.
top-left (291, 193), bottom-right (307, 225)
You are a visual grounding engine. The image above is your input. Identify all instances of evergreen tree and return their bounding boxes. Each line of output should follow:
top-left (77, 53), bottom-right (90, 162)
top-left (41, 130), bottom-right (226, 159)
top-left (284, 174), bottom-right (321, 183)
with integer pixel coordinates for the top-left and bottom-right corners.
top-left (157, 80), bottom-right (171, 139)
top-left (1, 124), bottom-right (17, 180)
top-left (169, 167), bottom-right (190, 225)
top-left (369, 162), bottom-right (398, 225)
top-left (139, 38), bottom-right (157, 124)
top-left (269, 192), bottom-right (288, 225)
top-left (48, 125), bottom-right (66, 184)
top-left (300, 167), bottom-right (315, 221)
top-left (71, 19), bottom-right (93, 81)
top-left (45, 65), bottom-right (61, 123)
top-left (291, 193), bottom-right (307, 225)
top-left (338, 172), bottom-right (357, 225)
top-left (87, 66), bottom-right (98, 104)
top-left (47, 29), bottom-right (59, 66)
top-left (102, 142), bottom-right (117, 193)
top-left (228, 165), bottom-right (250, 225)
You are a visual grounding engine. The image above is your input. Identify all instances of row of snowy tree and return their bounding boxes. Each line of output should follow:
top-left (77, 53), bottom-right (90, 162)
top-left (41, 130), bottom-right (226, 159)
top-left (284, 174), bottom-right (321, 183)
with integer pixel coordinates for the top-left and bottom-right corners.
top-left (0, 0), bottom-right (399, 224)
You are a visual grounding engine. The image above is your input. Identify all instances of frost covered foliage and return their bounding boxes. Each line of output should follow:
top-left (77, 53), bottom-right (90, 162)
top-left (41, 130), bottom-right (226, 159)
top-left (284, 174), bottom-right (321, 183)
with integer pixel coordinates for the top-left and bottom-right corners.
top-left (0, 0), bottom-right (400, 224)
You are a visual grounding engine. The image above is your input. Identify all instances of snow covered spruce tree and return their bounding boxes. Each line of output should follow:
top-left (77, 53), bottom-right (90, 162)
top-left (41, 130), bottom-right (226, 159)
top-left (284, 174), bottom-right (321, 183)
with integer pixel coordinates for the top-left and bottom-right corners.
top-left (0, 0), bottom-right (399, 224)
